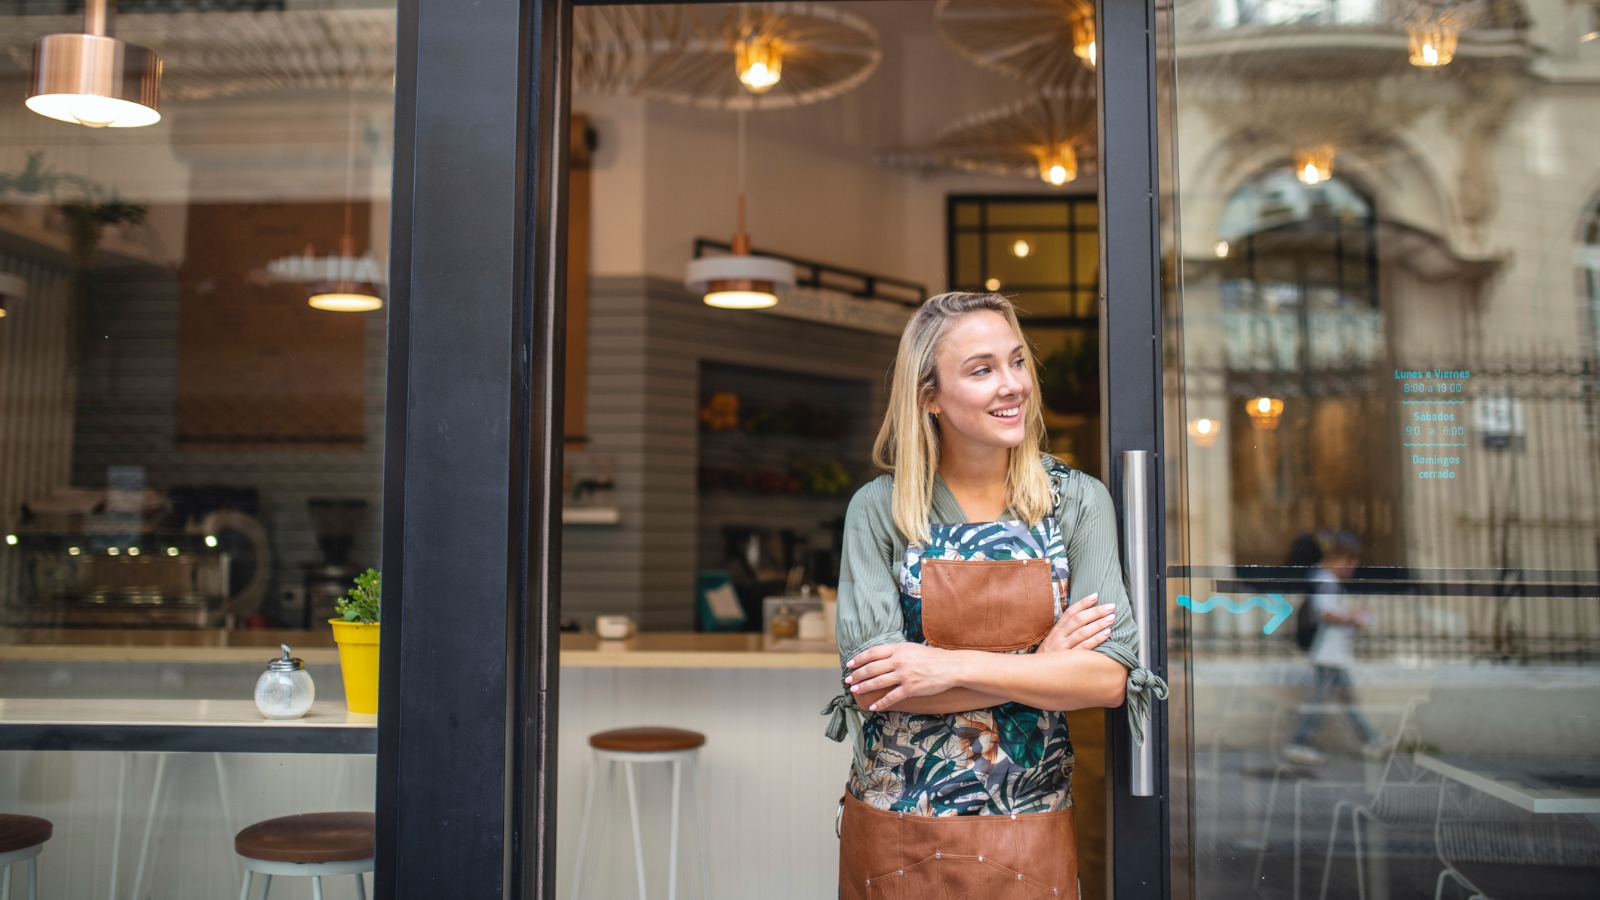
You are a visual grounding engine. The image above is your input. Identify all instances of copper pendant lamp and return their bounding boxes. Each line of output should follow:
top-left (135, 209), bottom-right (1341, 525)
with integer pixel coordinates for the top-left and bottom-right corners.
top-left (684, 112), bottom-right (794, 309)
top-left (27, 0), bottom-right (162, 128)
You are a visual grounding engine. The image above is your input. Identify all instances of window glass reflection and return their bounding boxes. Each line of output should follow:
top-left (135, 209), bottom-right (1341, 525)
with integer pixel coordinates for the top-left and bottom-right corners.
top-left (1168, 1), bottom-right (1600, 897)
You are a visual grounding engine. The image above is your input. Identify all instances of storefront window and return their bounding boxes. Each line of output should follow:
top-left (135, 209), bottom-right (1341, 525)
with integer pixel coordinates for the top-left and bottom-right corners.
top-left (1, 1), bottom-right (391, 894)
top-left (1165, 1), bottom-right (1600, 896)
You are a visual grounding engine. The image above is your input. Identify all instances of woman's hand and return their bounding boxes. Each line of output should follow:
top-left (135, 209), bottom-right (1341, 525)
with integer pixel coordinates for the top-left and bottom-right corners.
top-left (1038, 593), bottom-right (1114, 654)
top-left (845, 643), bottom-right (965, 711)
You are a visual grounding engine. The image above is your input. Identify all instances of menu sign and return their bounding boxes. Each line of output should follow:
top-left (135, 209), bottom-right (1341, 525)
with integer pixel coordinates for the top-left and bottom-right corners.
top-left (1396, 367), bottom-right (1470, 480)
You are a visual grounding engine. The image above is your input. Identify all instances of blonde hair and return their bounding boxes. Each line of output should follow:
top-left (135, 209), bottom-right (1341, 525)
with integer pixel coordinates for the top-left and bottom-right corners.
top-left (871, 292), bottom-right (1053, 543)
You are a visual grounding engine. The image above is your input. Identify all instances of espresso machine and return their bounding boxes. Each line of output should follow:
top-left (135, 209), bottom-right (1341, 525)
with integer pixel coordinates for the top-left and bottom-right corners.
top-left (303, 497), bottom-right (369, 628)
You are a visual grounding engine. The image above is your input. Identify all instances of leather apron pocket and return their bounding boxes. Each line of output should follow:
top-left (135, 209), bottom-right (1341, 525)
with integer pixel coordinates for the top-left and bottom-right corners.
top-left (838, 794), bottom-right (1078, 900)
top-left (920, 557), bottom-right (1057, 652)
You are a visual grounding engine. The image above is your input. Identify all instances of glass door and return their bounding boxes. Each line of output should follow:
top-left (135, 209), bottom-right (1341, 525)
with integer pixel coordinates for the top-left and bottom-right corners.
top-left (1160, 2), bottom-right (1600, 898)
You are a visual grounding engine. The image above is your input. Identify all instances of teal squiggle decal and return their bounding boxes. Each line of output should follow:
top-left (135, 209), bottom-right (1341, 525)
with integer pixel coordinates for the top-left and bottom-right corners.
top-left (1177, 593), bottom-right (1293, 635)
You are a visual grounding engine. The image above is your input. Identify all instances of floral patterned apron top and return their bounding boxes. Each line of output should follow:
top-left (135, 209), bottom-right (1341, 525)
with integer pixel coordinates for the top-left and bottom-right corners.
top-left (847, 515), bottom-right (1074, 816)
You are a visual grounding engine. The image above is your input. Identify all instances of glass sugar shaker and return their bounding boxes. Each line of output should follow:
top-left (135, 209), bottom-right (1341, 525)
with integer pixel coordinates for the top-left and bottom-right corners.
top-left (255, 643), bottom-right (315, 719)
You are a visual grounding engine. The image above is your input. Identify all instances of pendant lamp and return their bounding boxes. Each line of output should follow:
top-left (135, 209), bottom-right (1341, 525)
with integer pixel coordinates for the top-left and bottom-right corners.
top-left (684, 112), bottom-right (794, 309)
top-left (264, 97), bottom-right (384, 311)
top-left (27, 0), bottom-right (162, 128)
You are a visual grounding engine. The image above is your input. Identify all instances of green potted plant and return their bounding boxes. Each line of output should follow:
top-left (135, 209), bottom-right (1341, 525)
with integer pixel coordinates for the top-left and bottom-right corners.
top-left (330, 568), bottom-right (380, 714)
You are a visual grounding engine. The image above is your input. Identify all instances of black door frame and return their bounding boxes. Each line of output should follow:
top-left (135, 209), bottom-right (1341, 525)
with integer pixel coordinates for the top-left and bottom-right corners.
top-left (1097, 1), bottom-right (1172, 898)
top-left (379, 0), bottom-right (1169, 896)
top-left (378, 0), bottom-right (568, 896)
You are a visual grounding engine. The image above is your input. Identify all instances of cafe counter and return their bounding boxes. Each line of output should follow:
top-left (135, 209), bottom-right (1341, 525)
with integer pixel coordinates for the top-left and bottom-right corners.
top-left (0, 628), bottom-right (850, 898)
top-left (0, 629), bottom-right (840, 669)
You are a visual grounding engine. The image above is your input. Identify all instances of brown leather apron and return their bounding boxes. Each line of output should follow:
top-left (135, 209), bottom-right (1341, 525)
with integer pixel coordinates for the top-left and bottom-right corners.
top-left (839, 554), bottom-right (1078, 898)
top-left (839, 793), bottom-right (1078, 899)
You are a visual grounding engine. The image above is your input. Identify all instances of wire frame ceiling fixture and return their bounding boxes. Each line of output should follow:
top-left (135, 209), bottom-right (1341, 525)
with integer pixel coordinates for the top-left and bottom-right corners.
top-left (573, 2), bottom-right (881, 111)
top-left (934, 0), bottom-right (1096, 92)
top-left (878, 80), bottom-right (1097, 187)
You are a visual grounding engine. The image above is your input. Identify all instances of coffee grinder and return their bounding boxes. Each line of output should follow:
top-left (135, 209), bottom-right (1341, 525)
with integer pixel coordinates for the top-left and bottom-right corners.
top-left (303, 498), bottom-right (369, 628)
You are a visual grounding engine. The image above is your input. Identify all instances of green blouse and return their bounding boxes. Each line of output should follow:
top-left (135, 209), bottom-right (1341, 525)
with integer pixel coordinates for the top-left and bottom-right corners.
top-left (825, 456), bottom-right (1167, 746)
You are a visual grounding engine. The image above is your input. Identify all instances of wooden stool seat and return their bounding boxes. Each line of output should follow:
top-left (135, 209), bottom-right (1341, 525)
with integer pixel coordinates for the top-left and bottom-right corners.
top-left (0, 815), bottom-right (51, 855)
top-left (235, 812), bottom-right (375, 864)
top-left (588, 727), bottom-right (705, 753)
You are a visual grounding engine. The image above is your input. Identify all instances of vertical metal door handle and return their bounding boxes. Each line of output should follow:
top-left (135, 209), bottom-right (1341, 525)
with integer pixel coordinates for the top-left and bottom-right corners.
top-left (1121, 449), bottom-right (1154, 797)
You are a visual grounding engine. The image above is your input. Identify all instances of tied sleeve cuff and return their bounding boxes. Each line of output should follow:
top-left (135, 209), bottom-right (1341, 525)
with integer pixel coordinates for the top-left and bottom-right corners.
top-left (1123, 667), bottom-right (1170, 747)
top-left (821, 693), bottom-right (870, 775)
top-left (822, 693), bottom-right (856, 743)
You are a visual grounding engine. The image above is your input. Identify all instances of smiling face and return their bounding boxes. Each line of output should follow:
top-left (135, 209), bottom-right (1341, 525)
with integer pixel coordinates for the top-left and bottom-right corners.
top-left (925, 310), bottom-right (1033, 457)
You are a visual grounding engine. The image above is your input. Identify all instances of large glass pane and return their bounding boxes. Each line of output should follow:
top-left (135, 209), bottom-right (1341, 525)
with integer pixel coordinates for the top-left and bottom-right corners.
top-left (1, 1), bottom-right (391, 894)
top-left (1163, 2), bottom-right (1600, 898)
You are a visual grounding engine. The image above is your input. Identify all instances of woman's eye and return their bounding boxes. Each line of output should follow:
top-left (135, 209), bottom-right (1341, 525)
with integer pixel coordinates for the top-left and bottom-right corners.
top-left (971, 367), bottom-right (990, 377)
top-left (1011, 358), bottom-right (1025, 368)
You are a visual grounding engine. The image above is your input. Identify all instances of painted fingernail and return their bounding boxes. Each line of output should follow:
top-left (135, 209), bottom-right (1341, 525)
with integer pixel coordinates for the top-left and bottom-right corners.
top-left (868, 704), bottom-right (879, 711)
top-left (844, 676), bottom-right (853, 684)
top-left (846, 659), bottom-right (856, 667)
top-left (1099, 604), bottom-right (1115, 613)
top-left (850, 685), bottom-right (859, 693)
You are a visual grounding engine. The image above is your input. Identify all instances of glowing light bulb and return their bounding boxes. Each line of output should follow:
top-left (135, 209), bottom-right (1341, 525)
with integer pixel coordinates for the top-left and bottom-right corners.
top-left (1037, 144), bottom-right (1078, 187)
top-left (985, 277), bottom-right (1002, 291)
top-left (1294, 147), bottom-right (1334, 186)
top-left (1215, 241), bottom-right (1230, 258)
top-left (736, 37), bottom-right (784, 94)
top-left (1012, 239), bottom-right (1032, 258)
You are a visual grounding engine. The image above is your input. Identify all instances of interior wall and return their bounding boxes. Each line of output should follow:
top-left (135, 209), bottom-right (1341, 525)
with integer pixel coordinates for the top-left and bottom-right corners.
top-left (562, 276), bottom-right (898, 629)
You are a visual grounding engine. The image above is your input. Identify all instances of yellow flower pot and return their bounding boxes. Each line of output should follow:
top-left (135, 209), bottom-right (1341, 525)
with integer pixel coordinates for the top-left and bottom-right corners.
top-left (329, 619), bottom-right (380, 714)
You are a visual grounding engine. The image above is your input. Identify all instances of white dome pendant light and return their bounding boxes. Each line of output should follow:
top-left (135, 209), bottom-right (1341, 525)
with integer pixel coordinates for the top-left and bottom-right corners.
top-left (685, 111), bottom-right (794, 309)
top-left (27, 0), bottom-right (162, 128)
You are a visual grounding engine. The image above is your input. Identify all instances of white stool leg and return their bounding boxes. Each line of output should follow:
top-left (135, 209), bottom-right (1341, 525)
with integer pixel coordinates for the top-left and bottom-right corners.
top-left (667, 758), bottom-right (682, 900)
top-left (623, 761), bottom-right (648, 900)
top-left (310, 875), bottom-right (324, 900)
top-left (26, 857), bottom-right (36, 900)
top-left (237, 869), bottom-right (252, 900)
top-left (110, 752), bottom-right (131, 900)
top-left (260, 873), bottom-right (272, 898)
top-left (354, 872), bottom-right (368, 900)
top-left (588, 760), bottom-right (621, 899)
top-left (570, 755), bottom-right (603, 900)
top-left (2, 862), bottom-right (12, 900)
top-left (132, 752), bottom-right (170, 900)
top-left (688, 755), bottom-right (710, 900)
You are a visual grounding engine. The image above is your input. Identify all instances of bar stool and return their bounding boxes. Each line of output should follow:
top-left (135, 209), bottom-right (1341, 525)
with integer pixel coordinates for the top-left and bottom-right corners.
top-left (570, 727), bottom-right (709, 900)
top-left (234, 812), bottom-right (374, 900)
top-left (0, 814), bottom-right (51, 900)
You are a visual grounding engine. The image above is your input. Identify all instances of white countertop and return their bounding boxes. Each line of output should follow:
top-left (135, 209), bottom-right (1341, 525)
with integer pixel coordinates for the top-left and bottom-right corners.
top-left (0, 631), bottom-right (841, 670)
top-left (0, 698), bottom-right (376, 729)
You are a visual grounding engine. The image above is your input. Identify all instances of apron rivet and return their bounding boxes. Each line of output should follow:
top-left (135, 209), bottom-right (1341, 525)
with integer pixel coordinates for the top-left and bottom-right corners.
top-left (1011, 813), bottom-right (1017, 820)
top-left (898, 869), bottom-right (904, 877)
top-left (978, 855), bottom-right (984, 862)
top-left (1017, 874), bottom-right (1024, 881)
top-left (935, 852), bottom-right (941, 859)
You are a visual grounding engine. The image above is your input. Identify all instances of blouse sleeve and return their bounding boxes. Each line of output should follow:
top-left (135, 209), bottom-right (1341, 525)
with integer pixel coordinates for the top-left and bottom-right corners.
top-left (1059, 468), bottom-right (1169, 745)
top-left (833, 477), bottom-right (905, 670)
top-left (822, 477), bottom-right (903, 752)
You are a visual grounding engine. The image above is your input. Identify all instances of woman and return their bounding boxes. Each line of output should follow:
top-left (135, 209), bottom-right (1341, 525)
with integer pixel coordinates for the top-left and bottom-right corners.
top-left (822, 292), bottom-right (1165, 898)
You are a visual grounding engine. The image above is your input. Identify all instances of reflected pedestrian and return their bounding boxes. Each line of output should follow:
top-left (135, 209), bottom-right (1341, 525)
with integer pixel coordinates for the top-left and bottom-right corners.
top-left (1282, 531), bottom-right (1382, 766)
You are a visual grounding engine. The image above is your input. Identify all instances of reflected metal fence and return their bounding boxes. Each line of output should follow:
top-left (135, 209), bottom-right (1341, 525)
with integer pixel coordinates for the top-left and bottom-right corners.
top-left (1178, 353), bottom-right (1600, 664)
